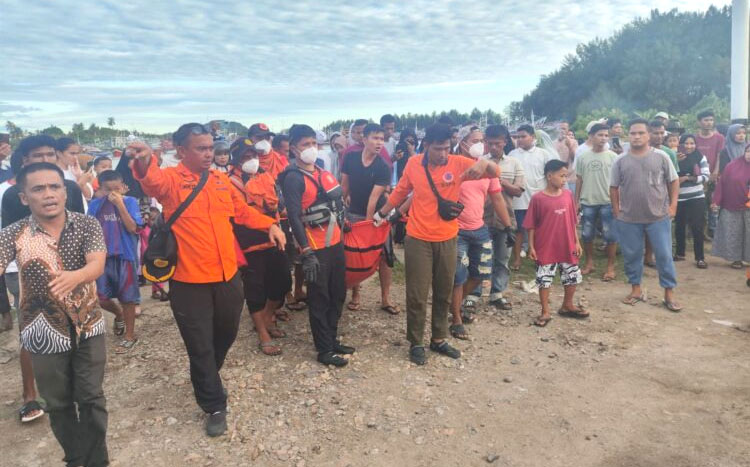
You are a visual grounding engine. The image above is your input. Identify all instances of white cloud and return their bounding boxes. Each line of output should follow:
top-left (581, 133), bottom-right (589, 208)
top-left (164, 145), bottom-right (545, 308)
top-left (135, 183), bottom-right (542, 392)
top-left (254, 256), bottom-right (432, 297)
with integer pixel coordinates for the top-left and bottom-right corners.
top-left (1, 0), bottom-right (731, 132)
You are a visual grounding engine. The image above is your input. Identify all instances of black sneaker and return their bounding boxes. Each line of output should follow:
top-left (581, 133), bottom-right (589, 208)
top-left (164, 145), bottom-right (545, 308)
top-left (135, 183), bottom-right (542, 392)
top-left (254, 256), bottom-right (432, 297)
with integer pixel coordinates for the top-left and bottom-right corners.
top-left (317, 351), bottom-right (348, 367)
top-left (429, 340), bottom-right (461, 359)
top-left (334, 342), bottom-right (355, 355)
top-left (409, 345), bottom-right (427, 365)
top-left (205, 411), bottom-right (227, 437)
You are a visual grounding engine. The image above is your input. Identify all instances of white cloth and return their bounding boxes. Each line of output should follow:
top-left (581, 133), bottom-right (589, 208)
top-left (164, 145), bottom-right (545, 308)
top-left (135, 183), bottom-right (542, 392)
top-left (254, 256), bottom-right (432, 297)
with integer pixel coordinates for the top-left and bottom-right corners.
top-left (508, 145), bottom-right (557, 210)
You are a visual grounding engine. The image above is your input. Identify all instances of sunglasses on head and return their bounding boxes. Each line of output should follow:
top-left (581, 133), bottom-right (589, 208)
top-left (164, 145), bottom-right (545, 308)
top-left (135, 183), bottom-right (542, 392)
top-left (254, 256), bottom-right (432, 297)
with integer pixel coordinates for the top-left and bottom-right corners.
top-left (173, 123), bottom-right (210, 146)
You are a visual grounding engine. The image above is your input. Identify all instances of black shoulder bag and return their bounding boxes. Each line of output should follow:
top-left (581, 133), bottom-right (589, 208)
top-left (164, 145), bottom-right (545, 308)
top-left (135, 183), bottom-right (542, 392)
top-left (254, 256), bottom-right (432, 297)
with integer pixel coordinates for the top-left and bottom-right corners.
top-left (423, 156), bottom-right (464, 221)
top-left (142, 170), bottom-right (209, 283)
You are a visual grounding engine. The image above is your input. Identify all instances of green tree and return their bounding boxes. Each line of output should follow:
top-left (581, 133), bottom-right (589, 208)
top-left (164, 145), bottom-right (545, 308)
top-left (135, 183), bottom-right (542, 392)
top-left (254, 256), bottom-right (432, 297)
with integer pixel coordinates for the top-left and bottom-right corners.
top-left (40, 126), bottom-right (65, 137)
top-left (513, 7), bottom-right (731, 123)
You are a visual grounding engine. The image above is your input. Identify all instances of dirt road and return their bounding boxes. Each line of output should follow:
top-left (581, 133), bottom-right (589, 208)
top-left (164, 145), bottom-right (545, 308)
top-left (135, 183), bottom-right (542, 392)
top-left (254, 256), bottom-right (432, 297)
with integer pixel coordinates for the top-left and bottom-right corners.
top-left (1, 251), bottom-right (748, 467)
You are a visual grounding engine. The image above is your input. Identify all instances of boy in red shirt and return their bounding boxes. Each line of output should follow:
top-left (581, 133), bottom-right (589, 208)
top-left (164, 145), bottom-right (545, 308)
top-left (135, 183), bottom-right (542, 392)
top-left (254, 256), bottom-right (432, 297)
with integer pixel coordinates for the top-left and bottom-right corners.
top-left (524, 160), bottom-right (586, 327)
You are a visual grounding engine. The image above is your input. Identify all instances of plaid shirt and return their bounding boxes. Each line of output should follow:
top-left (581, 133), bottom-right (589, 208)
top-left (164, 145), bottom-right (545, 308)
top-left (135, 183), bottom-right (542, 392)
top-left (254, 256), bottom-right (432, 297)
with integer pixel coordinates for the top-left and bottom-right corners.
top-left (0, 211), bottom-right (106, 354)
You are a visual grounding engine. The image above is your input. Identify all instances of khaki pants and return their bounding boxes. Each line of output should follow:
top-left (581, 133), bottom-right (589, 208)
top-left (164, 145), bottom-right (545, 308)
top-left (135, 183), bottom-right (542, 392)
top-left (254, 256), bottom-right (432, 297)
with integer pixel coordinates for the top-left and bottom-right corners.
top-left (404, 235), bottom-right (457, 346)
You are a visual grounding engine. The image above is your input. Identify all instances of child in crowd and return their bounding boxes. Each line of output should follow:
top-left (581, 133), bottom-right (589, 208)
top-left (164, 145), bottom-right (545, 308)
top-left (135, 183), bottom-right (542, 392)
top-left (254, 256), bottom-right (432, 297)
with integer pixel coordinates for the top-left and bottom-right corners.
top-left (524, 160), bottom-right (586, 327)
top-left (87, 170), bottom-right (143, 352)
top-left (212, 140), bottom-right (232, 173)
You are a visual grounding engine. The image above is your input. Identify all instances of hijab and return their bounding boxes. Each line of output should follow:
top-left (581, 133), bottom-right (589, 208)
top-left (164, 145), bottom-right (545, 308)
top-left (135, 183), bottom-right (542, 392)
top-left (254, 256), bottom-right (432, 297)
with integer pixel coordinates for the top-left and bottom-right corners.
top-left (724, 124), bottom-right (746, 161)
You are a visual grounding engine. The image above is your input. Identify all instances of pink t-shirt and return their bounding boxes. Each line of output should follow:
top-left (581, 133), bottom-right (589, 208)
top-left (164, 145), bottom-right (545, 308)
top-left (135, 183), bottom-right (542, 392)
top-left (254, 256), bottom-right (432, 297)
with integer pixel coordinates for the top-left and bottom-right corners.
top-left (457, 177), bottom-right (501, 231)
top-left (695, 132), bottom-right (725, 173)
top-left (523, 190), bottom-right (578, 265)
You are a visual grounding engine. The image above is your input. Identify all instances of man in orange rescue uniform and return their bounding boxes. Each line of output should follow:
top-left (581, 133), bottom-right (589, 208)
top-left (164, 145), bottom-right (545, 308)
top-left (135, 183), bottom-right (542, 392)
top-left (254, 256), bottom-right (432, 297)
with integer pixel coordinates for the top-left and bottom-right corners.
top-left (281, 124), bottom-right (354, 368)
top-left (375, 123), bottom-right (501, 366)
top-left (128, 123), bottom-right (285, 437)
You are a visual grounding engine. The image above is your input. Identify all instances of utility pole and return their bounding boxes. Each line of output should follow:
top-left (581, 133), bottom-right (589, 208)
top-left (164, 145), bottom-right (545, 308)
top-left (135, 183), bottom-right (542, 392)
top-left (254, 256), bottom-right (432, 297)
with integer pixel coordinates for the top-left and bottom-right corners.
top-left (731, 0), bottom-right (749, 122)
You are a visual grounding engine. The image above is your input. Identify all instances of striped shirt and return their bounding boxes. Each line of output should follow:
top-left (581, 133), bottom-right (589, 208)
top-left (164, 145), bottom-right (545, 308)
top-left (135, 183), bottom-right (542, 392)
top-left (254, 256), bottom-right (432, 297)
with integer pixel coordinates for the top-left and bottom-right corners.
top-left (676, 151), bottom-right (709, 201)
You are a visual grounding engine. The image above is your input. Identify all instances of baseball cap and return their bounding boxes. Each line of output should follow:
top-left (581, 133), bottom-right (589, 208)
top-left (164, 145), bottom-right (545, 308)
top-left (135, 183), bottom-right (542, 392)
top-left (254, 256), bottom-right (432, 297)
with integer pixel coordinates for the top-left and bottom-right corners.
top-left (230, 138), bottom-right (258, 161)
top-left (248, 123), bottom-right (275, 139)
top-left (655, 112), bottom-right (669, 120)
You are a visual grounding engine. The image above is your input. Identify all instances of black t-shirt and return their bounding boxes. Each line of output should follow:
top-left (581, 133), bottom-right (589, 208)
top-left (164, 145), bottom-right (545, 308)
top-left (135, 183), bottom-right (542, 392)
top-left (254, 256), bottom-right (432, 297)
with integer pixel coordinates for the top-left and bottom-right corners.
top-left (341, 151), bottom-right (390, 216)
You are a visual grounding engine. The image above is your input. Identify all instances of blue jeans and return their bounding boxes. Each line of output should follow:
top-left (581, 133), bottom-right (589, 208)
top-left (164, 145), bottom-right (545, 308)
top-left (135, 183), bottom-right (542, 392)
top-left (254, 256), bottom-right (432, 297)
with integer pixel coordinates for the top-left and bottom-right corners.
top-left (455, 227), bottom-right (493, 286)
top-left (466, 227), bottom-right (512, 302)
top-left (614, 217), bottom-right (677, 289)
top-left (581, 204), bottom-right (616, 244)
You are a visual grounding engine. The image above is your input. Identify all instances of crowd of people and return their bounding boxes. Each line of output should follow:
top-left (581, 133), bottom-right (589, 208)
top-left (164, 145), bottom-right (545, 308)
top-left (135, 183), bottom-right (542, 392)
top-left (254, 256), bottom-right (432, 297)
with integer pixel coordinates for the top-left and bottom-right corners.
top-left (0, 108), bottom-right (748, 466)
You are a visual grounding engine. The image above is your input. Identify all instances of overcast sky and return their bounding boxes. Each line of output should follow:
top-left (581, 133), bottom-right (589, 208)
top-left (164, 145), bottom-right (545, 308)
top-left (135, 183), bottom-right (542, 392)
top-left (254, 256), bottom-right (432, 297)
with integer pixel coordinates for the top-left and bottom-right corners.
top-left (2, 0), bottom-right (729, 133)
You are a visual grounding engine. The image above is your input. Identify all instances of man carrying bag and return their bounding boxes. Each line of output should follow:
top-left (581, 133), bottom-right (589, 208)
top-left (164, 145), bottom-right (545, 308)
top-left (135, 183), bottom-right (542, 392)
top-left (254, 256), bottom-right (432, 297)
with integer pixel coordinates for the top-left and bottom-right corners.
top-left (128, 124), bottom-right (285, 437)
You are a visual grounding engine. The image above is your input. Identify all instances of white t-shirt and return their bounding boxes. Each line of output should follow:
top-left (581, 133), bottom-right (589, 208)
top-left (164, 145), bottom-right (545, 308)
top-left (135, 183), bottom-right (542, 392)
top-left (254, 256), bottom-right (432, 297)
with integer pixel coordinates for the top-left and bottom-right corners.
top-left (508, 145), bottom-right (557, 210)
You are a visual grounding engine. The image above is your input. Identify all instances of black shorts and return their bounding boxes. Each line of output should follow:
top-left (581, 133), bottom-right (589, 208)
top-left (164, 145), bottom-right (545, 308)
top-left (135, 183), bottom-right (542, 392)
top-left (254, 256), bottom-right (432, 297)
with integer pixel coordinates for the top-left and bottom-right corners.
top-left (242, 247), bottom-right (292, 312)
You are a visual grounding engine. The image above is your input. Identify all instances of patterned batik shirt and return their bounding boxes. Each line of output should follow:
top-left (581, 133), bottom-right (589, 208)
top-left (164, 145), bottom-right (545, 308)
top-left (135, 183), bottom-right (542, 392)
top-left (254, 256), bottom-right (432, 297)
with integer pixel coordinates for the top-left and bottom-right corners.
top-left (0, 211), bottom-right (106, 354)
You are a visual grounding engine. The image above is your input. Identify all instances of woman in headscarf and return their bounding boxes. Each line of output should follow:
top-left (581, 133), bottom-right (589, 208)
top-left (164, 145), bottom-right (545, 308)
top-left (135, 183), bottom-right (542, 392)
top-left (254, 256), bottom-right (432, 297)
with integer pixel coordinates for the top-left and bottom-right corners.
top-left (712, 142), bottom-right (750, 283)
top-left (718, 124), bottom-right (747, 174)
top-left (673, 134), bottom-right (710, 268)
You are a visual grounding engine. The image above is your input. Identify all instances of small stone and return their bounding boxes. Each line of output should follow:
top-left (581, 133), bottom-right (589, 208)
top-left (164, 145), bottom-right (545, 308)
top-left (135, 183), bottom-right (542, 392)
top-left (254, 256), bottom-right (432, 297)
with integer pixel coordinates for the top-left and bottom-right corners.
top-left (166, 417), bottom-right (178, 426)
top-left (540, 337), bottom-right (549, 342)
top-left (415, 436), bottom-right (425, 445)
top-left (399, 427), bottom-right (411, 435)
top-left (510, 356), bottom-right (520, 365)
top-left (503, 376), bottom-right (513, 383)
top-left (366, 420), bottom-right (378, 428)
top-left (305, 399), bottom-right (316, 407)
top-left (585, 435), bottom-right (591, 441)
top-left (486, 453), bottom-right (500, 463)
top-left (184, 453), bottom-right (201, 463)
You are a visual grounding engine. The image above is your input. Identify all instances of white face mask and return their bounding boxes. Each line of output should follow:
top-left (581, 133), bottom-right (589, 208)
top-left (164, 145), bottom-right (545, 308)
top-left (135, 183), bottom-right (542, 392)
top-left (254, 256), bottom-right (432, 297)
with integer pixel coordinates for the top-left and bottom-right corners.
top-left (299, 146), bottom-right (318, 164)
top-left (469, 142), bottom-right (485, 158)
top-left (241, 158), bottom-right (259, 174)
top-left (254, 140), bottom-right (272, 155)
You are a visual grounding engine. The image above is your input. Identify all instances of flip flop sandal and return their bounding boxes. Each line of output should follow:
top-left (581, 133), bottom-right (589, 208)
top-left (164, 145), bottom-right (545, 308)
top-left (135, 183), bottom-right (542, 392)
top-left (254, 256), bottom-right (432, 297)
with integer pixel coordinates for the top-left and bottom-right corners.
top-left (449, 323), bottom-right (470, 340)
top-left (268, 327), bottom-right (287, 339)
top-left (347, 301), bottom-right (361, 311)
top-left (533, 316), bottom-right (552, 327)
top-left (662, 300), bottom-right (683, 313)
top-left (621, 293), bottom-right (647, 306)
top-left (490, 298), bottom-right (512, 310)
top-left (258, 342), bottom-right (282, 356)
top-left (274, 310), bottom-right (291, 322)
top-left (558, 308), bottom-right (590, 319)
top-left (380, 305), bottom-right (400, 315)
top-left (731, 261), bottom-right (744, 269)
top-left (673, 255), bottom-right (686, 262)
top-left (696, 260), bottom-right (708, 269)
top-left (115, 338), bottom-right (138, 354)
top-left (285, 301), bottom-right (307, 311)
top-left (19, 401), bottom-right (45, 423)
top-left (601, 273), bottom-right (616, 282)
top-left (113, 319), bottom-right (125, 337)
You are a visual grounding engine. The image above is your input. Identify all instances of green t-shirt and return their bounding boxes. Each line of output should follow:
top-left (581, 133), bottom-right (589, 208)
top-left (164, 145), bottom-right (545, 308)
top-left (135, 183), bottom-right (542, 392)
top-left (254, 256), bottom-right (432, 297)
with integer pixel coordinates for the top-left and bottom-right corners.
top-left (575, 149), bottom-right (618, 206)
top-left (660, 145), bottom-right (679, 170)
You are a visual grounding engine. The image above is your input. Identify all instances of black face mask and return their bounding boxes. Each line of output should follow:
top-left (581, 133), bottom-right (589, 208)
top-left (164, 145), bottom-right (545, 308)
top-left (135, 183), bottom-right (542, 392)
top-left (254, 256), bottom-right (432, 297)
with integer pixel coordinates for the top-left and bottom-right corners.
top-left (422, 150), bottom-right (463, 221)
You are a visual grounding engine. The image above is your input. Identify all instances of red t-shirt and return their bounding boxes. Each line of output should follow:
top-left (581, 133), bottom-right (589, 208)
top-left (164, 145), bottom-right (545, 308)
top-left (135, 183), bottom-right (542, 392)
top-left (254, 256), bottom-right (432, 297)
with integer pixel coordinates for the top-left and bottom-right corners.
top-left (523, 190), bottom-right (578, 265)
top-left (695, 132), bottom-right (725, 173)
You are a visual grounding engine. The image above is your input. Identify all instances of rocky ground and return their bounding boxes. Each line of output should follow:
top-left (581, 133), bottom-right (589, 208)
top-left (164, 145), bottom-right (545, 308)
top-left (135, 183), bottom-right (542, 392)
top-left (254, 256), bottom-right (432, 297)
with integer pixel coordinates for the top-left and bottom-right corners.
top-left (0, 245), bottom-right (749, 467)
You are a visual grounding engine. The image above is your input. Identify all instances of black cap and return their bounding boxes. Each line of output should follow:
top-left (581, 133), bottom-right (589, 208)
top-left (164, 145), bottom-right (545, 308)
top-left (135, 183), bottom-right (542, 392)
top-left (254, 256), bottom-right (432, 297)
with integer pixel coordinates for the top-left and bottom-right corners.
top-left (248, 123), bottom-right (275, 139)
